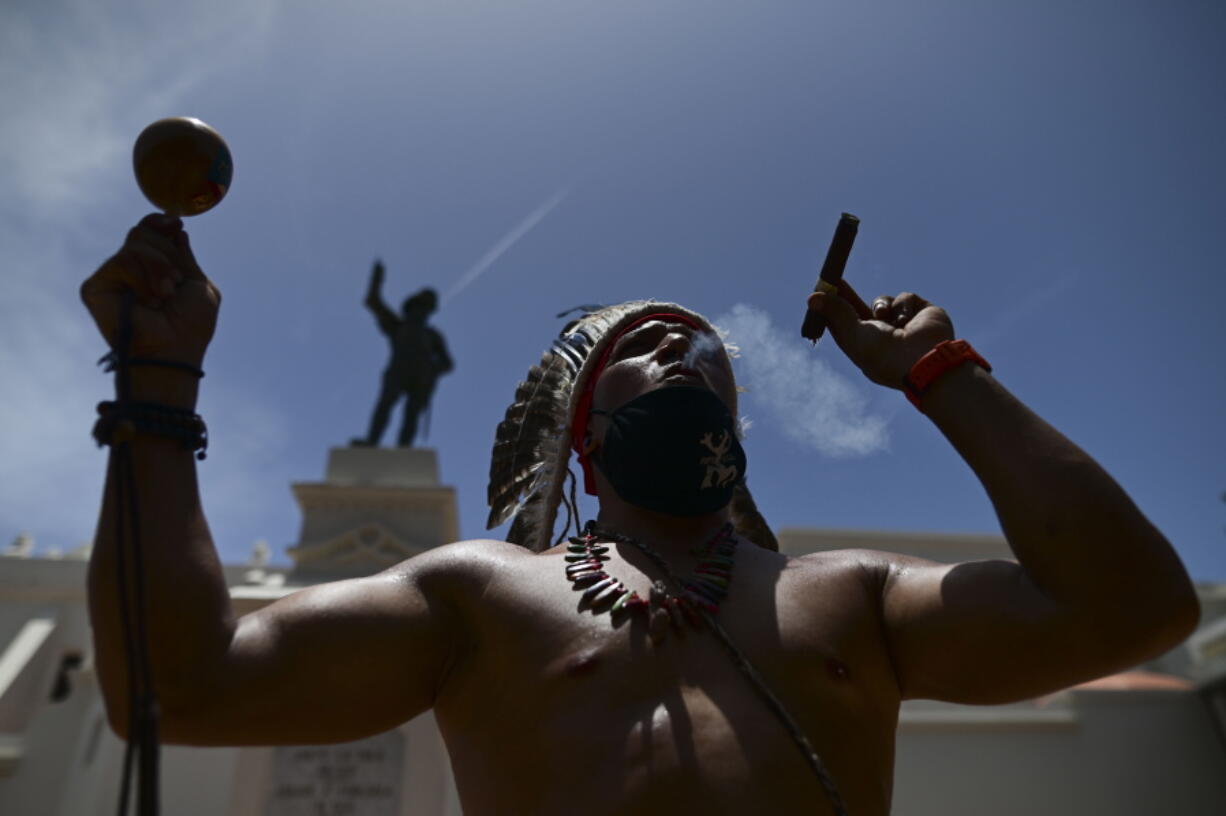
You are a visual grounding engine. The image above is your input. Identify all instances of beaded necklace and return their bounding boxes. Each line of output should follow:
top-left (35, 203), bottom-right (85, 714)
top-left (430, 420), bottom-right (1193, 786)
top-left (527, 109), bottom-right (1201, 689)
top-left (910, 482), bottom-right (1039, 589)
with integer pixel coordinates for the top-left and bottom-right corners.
top-left (565, 521), bottom-right (737, 641)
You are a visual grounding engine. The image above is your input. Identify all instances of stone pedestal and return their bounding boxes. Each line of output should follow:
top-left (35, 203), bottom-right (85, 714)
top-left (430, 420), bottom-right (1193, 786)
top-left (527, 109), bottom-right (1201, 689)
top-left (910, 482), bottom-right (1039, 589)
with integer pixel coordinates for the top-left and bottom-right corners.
top-left (286, 447), bottom-right (459, 580)
top-left (228, 709), bottom-right (459, 816)
top-left (266, 732), bottom-right (404, 815)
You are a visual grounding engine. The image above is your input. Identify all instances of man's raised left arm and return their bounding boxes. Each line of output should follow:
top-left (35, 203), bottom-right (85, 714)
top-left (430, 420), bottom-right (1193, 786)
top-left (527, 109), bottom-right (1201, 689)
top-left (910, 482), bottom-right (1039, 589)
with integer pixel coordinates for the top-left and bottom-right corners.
top-left (810, 289), bottom-right (1199, 704)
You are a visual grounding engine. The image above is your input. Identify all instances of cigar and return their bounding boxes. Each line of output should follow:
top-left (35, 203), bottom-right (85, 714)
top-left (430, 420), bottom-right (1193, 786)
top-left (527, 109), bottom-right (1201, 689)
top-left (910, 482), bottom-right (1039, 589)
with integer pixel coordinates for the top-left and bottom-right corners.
top-left (801, 212), bottom-right (860, 343)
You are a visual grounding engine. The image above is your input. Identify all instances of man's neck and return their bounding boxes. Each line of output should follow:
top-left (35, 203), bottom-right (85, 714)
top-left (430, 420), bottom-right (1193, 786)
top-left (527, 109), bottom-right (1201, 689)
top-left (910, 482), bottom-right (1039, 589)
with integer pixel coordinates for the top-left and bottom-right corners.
top-left (593, 501), bottom-right (731, 560)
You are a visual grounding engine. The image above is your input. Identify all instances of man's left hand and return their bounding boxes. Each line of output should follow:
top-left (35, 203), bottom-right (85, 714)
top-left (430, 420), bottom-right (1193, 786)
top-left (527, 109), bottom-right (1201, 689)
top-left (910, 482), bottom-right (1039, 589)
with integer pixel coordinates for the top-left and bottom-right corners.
top-left (807, 286), bottom-right (954, 390)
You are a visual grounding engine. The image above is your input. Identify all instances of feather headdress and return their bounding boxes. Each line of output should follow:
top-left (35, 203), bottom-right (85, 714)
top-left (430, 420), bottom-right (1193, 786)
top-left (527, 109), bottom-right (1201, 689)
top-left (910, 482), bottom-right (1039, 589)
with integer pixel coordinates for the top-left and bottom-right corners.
top-left (487, 300), bottom-right (778, 553)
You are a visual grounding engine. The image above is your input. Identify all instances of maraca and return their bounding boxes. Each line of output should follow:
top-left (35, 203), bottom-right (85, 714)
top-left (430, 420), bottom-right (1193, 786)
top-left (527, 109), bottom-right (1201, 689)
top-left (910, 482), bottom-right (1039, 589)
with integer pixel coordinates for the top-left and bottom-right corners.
top-left (133, 117), bottom-right (233, 216)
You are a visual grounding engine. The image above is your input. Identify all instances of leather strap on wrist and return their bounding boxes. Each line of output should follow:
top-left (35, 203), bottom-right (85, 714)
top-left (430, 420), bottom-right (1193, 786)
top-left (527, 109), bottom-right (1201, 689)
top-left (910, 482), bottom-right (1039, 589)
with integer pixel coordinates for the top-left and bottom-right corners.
top-left (93, 400), bottom-right (209, 460)
top-left (98, 351), bottom-right (204, 379)
top-left (902, 339), bottom-right (991, 410)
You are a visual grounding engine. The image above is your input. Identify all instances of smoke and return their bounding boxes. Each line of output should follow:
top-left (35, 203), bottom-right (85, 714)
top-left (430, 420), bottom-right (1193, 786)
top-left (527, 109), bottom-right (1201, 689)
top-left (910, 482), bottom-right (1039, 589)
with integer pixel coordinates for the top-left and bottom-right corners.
top-left (714, 304), bottom-right (889, 457)
top-left (685, 328), bottom-right (733, 367)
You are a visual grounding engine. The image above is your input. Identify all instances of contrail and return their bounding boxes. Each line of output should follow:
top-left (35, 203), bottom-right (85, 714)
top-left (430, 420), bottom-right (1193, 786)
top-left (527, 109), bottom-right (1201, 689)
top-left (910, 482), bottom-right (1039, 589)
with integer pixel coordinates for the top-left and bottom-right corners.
top-left (441, 187), bottom-right (570, 304)
top-left (971, 271), bottom-right (1079, 350)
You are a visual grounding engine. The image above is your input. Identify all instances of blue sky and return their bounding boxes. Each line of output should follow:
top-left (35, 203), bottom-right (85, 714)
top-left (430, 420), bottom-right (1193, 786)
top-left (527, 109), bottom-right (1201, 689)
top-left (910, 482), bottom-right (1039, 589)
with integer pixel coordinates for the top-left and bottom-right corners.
top-left (3, 0), bottom-right (1223, 580)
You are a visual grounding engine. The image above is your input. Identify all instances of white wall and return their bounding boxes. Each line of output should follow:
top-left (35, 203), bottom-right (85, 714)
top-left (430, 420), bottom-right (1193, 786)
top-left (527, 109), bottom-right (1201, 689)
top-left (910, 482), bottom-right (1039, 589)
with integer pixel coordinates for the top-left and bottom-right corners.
top-left (893, 690), bottom-right (1226, 814)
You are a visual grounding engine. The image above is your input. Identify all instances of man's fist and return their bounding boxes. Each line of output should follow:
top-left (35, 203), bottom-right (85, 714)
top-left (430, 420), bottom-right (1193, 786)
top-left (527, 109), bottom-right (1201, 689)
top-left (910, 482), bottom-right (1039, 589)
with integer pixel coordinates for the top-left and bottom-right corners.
top-left (80, 213), bottom-right (220, 367)
top-left (807, 287), bottom-right (955, 390)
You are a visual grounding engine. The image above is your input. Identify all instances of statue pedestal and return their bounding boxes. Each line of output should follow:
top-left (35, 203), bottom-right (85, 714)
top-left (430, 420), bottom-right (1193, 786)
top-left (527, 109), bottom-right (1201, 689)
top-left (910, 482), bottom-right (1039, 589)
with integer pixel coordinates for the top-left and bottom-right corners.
top-left (286, 447), bottom-right (459, 581)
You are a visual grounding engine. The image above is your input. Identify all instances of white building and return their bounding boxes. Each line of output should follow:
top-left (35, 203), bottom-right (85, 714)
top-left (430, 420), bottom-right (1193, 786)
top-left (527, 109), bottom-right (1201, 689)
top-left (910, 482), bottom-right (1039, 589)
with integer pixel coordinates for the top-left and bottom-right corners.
top-left (779, 528), bottom-right (1226, 815)
top-left (1, 448), bottom-right (462, 816)
top-left (1, 451), bottom-right (1224, 814)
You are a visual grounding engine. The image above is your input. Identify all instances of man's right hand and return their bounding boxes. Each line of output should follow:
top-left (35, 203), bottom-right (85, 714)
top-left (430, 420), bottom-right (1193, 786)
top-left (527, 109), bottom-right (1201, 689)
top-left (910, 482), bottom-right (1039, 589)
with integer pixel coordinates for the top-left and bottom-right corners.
top-left (806, 286), bottom-right (954, 392)
top-left (80, 213), bottom-right (220, 368)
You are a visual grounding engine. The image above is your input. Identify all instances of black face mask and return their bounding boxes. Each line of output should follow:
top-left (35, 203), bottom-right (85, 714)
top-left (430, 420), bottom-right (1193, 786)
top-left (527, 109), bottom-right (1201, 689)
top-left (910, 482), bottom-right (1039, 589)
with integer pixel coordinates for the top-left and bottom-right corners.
top-left (592, 386), bottom-right (747, 516)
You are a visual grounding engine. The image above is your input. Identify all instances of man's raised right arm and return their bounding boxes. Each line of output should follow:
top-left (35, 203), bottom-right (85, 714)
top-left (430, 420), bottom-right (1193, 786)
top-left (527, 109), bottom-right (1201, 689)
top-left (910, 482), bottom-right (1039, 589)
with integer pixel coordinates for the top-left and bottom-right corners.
top-left (82, 217), bottom-right (466, 745)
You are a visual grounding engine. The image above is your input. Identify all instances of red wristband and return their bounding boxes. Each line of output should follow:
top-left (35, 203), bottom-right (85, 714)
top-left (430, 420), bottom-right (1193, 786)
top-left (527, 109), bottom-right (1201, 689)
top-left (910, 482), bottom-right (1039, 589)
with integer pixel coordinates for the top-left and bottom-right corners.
top-left (901, 340), bottom-right (991, 410)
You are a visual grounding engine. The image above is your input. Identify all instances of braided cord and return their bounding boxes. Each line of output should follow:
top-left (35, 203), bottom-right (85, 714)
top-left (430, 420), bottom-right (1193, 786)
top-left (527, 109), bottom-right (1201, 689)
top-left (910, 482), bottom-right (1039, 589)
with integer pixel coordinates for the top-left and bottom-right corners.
top-left (593, 523), bottom-right (850, 816)
top-left (109, 292), bottom-right (161, 816)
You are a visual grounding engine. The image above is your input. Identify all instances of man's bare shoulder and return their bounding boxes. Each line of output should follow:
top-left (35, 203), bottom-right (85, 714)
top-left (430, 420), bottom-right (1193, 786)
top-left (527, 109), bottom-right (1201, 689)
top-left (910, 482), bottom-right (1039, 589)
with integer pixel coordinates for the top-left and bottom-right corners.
top-left (382, 538), bottom-right (545, 598)
top-left (784, 546), bottom-right (905, 592)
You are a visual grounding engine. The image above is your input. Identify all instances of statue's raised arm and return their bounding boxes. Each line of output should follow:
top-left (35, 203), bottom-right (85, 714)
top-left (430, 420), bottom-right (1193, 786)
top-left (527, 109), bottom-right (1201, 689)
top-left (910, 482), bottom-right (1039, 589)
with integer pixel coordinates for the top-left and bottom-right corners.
top-left (363, 259), bottom-right (399, 338)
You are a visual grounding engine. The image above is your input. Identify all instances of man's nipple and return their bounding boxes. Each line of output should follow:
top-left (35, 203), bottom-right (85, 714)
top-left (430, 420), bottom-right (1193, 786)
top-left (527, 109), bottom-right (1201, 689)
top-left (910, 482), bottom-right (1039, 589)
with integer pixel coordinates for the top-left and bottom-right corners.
top-left (565, 650), bottom-right (602, 677)
top-left (825, 657), bottom-right (851, 682)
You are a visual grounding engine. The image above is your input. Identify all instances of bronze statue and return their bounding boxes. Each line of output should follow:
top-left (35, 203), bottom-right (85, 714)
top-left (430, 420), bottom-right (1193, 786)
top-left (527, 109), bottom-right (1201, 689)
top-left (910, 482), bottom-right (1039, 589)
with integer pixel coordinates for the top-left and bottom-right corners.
top-left (351, 260), bottom-right (453, 447)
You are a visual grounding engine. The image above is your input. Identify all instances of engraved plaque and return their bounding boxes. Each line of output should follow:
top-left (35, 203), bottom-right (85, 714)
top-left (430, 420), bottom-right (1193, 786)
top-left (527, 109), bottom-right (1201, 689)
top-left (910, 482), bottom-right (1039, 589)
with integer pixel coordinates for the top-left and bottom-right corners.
top-left (267, 731), bottom-right (404, 815)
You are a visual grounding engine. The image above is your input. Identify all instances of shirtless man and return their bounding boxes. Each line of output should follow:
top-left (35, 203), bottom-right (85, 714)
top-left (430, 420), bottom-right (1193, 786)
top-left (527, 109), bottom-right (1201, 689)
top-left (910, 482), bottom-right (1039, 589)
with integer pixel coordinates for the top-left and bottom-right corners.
top-left (82, 214), bottom-right (1199, 815)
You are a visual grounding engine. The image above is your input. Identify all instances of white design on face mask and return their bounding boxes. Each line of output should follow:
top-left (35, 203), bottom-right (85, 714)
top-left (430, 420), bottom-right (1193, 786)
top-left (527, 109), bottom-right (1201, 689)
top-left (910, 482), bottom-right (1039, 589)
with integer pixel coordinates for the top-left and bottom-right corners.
top-left (699, 431), bottom-right (739, 489)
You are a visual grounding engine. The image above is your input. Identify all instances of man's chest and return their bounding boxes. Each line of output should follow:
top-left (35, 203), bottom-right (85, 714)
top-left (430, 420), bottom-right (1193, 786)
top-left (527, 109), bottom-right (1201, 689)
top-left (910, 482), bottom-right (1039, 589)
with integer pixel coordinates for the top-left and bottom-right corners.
top-left (437, 555), bottom-right (900, 816)
top-left (460, 555), bottom-right (897, 725)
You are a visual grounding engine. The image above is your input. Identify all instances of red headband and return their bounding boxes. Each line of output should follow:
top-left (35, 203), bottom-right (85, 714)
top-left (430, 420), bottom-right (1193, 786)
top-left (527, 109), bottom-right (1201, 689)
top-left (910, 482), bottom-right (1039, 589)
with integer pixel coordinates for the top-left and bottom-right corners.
top-left (571, 312), bottom-right (704, 495)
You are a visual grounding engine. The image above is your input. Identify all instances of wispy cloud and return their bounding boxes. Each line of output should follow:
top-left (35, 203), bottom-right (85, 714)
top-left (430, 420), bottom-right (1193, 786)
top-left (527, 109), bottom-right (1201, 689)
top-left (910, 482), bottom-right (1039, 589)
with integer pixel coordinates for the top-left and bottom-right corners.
top-left (0, 0), bottom-right (282, 555)
top-left (1, 0), bottom-right (279, 216)
top-left (441, 187), bottom-right (570, 304)
top-left (715, 304), bottom-right (889, 457)
top-left (0, 221), bottom-right (108, 553)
